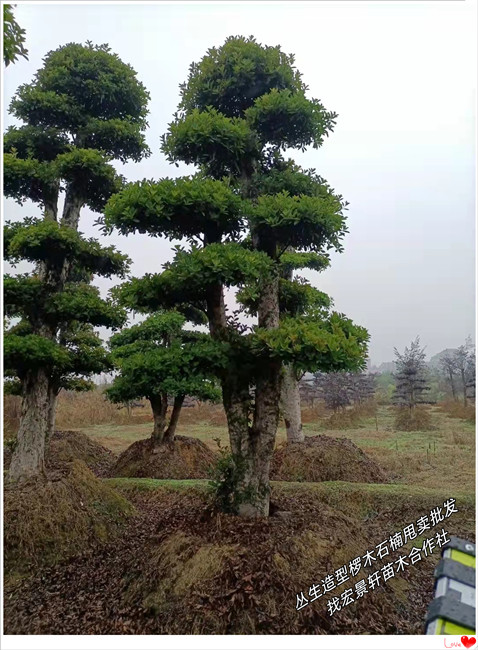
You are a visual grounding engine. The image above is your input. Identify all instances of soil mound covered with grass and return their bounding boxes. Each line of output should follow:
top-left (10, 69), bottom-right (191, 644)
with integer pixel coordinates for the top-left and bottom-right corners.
top-left (109, 435), bottom-right (217, 480)
top-left (270, 435), bottom-right (388, 483)
top-left (4, 429), bottom-right (116, 478)
top-left (4, 459), bottom-right (133, 578)
top-left (4, 481), bottom-right (474, 634)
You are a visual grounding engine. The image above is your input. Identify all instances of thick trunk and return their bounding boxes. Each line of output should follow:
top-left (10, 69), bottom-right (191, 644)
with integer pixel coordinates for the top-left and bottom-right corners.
top-left (150, 394), bottom-right (168, 443)
top-left (240, 267), bottom-right (281, 517)
top-left (164, 395), bottom-right (185, 443)
top-left (238, 357), bottom-right (281, 517)
top-left (8, 369), bottom-right (50, 482)
top-left (223, 379), bottom-right (251, 457)
top-left (61, 188), bottom-right (84, 229)
top-left (281, 364), bottom-right (304, 443)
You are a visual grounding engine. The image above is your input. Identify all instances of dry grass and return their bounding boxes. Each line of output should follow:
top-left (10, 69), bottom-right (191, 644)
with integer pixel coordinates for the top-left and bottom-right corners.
top-left (301, 402), bottom-right (328, 423)
top-left (124, 531), bottom-right (237, 614)
top-left (438, 399), bottom-right (475, 423)
top-left (393, 405), bottom-right (434, 431)
top-left (4, 460), bottom-right (133, 578)
top-left (3, 390), bottom-right (152, 436)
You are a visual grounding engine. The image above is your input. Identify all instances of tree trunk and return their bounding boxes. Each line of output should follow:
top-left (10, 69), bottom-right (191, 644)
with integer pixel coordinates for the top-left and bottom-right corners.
top-left (164, 395), bottom-right (185, 442)
top-left (223, 378), bottom-right (251, 456)
top-left (461, 369), bottom-right (468, 406)
top-left (61, 189), bottom-right (84, 229)
top-left (150, 394), bottom-right (168, 443)
top-left (239, 267), bottom-right (281, 517)
top-left (448, 370), bottom-right (457, 401)
top-left (8, 369), bottom-right (50, 482)
top-left (9, 185), bottom-right (84, 482)
top-left (281, 364), bottom-right (304, 443)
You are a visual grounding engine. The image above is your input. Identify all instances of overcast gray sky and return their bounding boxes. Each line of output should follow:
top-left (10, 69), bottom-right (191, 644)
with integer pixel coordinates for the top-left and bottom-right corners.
top-left (3, 1), bottom-right (476, 364)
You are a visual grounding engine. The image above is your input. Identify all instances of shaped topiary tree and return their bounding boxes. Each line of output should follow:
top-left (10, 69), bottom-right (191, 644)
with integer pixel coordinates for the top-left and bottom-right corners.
top-left (4, 42), bottom-right (150, 481)
top-left (105, 311), bottom-right (221, 444)
top-left (4, 220), bottom-right (129, 481)
top-left (103, 36), bottom-right (369, 516)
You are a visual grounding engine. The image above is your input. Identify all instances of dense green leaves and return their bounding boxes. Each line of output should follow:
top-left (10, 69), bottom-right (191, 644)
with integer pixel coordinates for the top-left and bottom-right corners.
top-left (4, 275), bottom-right (125, 329)
top-left (5, 220), bottom-right (130, 277)
top-left (115, 243), bottom-right (273, 317)
top-left (238, 278), bottom-right (331, 318)
top-left (245, 89), bottom-right (336, 150)
top-left (4, 152), bottom-right (58, 206)
top-left (162, 108), bottom-right (258, 178)
top-left (109, 312), bottom-right (185, 349)
top-left (106, 313), bottom-right (224, 404)
top-left (81, 118), bottom-right (150, 163)
top-left (104, 176), bottom-right (243, 242)
top-left (279, 250), bottom-right (330, 273)
top-left (3, 275), bottom-right (45, 319)
top-left (10, 42), bottom-right (149, 130)
top-left (251, 313), bottom-right (369, 373)
top-left (5, 42), bottom-right (149, 214)
top-left (45, 284), bottom-right (126, 329)
top-left (164, 243), bottom-right (273, 289)
top-left (178, 36), bottom-right (304, 118)
top-left (4, 322), bottom-right (114, 381)
top-left (4, 334), bottom-right (70, 373)
top-left (247, 191), bottom-right (347, 252)
top-left (4, 125), bottom-right (70, 162)
top-left (3, 4), bottom-right (28, 67)
top-left (55, 149), bottom-right (125, 212)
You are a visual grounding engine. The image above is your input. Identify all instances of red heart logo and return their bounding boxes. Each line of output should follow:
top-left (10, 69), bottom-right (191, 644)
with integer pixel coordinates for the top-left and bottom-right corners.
top-left (461, 637), bottom-right (476, 649)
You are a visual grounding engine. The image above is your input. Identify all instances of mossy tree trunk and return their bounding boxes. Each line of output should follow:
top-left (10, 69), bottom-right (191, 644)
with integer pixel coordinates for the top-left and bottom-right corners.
top-left (8, 369), bottom-right (50, 482)
top-left (239, 266), bottom-right (281, 517)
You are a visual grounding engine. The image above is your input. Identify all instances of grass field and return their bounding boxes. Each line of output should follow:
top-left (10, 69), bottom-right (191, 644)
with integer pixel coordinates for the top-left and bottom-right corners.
top-left (80, 404), bottom-right (475, 493)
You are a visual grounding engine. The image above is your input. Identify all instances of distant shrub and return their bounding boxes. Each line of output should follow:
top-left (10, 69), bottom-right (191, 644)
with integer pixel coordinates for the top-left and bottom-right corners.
top-left (438, 400), bottom-right (475, 423)
top-left (393, 405), bottom-right (434, 431)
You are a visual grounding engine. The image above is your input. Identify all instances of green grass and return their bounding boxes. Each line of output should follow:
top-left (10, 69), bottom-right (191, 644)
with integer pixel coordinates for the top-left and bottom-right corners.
top-left (106, 475), bottom-right (474, 502)
top-left (105, 477), bottom-right (210, 492)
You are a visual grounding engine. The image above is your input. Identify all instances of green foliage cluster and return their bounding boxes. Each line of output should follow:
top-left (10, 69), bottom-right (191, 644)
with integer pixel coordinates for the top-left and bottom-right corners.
top-left (104, 176), bottom-right (243, 242)
top-left (5, 218), bottom-right (129, 276)
top-left (178, 36), bottom-right (304, 117)
top-left (106, 312), bottom-right (222, 405)
top-left (4, 42), bottom-right (150, 214)
top-left (3, 4), bottom-right (28, 67)
top-left (253, 314), bottom-right (369, 373)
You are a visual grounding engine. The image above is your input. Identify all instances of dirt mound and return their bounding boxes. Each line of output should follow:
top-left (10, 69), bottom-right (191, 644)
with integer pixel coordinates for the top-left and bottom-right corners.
top-left (109, 435), bottom-right (217, 479)
top-left (270, 435), bottom-right (388, 483)
top-left (3, 430), bottom-right (116, 477)
top-left (4, 459), bottom-right (133, 577)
